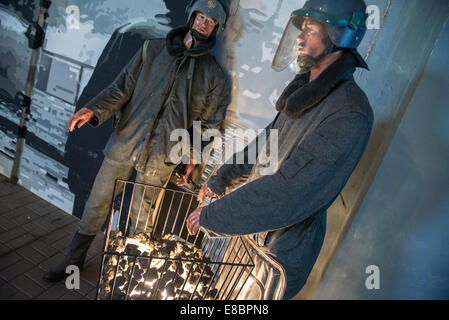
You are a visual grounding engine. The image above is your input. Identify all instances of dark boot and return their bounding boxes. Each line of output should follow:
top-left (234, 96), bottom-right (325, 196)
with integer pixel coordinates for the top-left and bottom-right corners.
top-left (43, 232), bottom-right (96, 283)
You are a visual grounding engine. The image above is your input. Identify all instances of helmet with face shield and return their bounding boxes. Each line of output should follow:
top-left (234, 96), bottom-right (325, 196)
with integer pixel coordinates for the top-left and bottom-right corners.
top-left (272, 0), bottom-right (369, 72)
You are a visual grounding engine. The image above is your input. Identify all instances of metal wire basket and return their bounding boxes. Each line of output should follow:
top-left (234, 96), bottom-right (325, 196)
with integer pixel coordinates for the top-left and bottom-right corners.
top-left (95, 179), bottom-right (255, 300)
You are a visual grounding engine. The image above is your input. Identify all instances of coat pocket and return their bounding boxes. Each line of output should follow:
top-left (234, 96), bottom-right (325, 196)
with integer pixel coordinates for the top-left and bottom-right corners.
top-left (278, 147), bottom-right (313, 180)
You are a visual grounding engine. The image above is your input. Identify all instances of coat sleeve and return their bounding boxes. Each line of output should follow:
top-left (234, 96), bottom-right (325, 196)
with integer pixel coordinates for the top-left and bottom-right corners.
top-left (84, 45), bottom-right (144, 127)
top-left (199, 72), bottom-right (231, 132)
top-left (207, 143), bottom-right (255, 197)
top-left (191, 69), bottom-right (232, 172)
top-left (199, 112), bottom-right (371, 236)
top-left (206, 125), bottom-right (272, 196)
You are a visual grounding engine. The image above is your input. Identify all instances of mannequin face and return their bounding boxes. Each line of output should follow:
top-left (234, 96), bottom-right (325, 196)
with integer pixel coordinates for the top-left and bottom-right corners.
top-left (296, 18), bottom-right (328, 59)
top-left (192, 11), bottom-right (218, 37)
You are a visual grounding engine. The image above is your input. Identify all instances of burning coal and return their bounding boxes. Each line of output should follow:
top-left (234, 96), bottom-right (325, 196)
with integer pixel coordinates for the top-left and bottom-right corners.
top-left (98, 232), bottom-right (218, 300)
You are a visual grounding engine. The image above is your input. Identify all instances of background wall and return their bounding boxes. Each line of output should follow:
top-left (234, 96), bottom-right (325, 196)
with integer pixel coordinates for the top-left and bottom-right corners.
top-left (293, 0), bottom-right (449, 299)
top-left (312, 19), bottom-right (449, 300)
top-left (0, 0), bottom-right (179, 213)
top-left (0, 0), bottom-right (311, 214)
top-left (1, 0), bottom-right (448, 300)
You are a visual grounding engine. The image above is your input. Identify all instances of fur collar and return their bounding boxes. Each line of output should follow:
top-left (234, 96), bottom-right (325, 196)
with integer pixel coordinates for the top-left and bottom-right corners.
top-left (276, 51), bottom-right (359, 119)
top-left (166, 26), bottom-right (216, 58)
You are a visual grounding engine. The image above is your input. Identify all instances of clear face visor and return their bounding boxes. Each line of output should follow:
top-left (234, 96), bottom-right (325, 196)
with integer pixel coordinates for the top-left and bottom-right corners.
top-left (272, 15), bottom-right (306, 72)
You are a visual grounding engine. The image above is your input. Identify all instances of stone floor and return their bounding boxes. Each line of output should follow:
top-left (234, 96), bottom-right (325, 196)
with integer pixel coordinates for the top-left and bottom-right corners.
top-left (0, 174), bottom-right (104, 300)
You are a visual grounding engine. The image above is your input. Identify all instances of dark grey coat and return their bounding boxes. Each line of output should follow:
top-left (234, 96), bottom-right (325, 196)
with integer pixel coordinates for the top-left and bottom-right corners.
top-left (200, 52), bottom-right (374, 299)
top-left (84, 26), bottom-right (231, 176)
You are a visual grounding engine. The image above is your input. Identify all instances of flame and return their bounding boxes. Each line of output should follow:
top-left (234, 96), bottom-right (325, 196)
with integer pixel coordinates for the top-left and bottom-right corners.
top-left (125, 238), bottom-right (157, 255)
top-left (150, 259), bottom-right (165, 270)
top-left (144, 278), bottom-right (157, 288)
top-left (100, 233), bottom-right (214, 300)
top-left (161, 289), bottom-right (174, 300)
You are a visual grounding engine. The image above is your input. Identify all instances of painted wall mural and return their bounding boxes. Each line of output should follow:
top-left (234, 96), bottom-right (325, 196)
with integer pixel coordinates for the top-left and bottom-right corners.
top-left (0, 0), bottom-right (373, 216)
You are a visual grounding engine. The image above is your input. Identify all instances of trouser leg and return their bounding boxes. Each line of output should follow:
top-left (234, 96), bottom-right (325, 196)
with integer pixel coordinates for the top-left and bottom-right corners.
top-left (127, 166), bottom-right (174, 236)
top-left (44, 159), bottom-right (133, 282)
top-left (43, 232), bottom-right (96, 282)
top-left (78, 158), bottom-right (134, 236)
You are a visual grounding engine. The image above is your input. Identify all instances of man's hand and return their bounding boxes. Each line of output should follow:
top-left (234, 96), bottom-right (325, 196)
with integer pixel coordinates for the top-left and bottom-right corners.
top-left (197, 184), bottom-right (216, 203)
top-left (176, 158), bottom-right (197, 187)
top-left (68, 107), bottom-right (94, 132)
top-left (187, 207), bottom-right (202, 235)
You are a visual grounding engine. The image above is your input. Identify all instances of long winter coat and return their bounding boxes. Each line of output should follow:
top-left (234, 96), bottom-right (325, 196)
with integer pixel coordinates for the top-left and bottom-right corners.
top-left (84, 26), bottom-right (231, 176)
top-left (200, 52), bottom-right (374, 299)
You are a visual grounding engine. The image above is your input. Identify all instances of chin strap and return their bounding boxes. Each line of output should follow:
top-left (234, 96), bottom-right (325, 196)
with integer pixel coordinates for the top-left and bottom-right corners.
top-left (297, 36), bottom-right (339, 74)
top-left (191, 29), bottom-right (209, 42)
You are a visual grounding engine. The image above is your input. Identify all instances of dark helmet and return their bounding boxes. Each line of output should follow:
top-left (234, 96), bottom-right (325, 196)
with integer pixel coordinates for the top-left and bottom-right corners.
top-left (272, 0), bottom-right (369, 72)
top-left (186, 0), bottom-right (230, 32)
top-left (292, 0), bottom-right (368, 50)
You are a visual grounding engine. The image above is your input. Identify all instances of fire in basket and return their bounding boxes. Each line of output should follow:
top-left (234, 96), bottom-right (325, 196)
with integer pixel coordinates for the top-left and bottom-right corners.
top-left (95, 179), bottom-right (255, 300)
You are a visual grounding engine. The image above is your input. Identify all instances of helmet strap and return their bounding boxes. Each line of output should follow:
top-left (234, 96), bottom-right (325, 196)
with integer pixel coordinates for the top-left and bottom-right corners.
top-left (191, 29), bottom-right (211, 41)
top-left (296, 35), bottom-right (336, 74)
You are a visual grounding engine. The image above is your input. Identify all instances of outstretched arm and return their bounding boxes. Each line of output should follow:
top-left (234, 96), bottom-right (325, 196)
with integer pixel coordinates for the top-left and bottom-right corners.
top-left (82, 45), bottom-right (144, 128)
top-left (196, 112), bottom-right (371, 236)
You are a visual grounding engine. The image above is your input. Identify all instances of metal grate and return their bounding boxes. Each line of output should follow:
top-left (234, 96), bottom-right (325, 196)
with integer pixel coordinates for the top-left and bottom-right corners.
top-left (96, 179), bottom-right (255, 300)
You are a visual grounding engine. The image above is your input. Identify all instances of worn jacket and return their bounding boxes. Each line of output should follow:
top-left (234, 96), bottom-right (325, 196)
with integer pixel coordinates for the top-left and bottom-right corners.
top-left (65, 24), bottom-right (157, 217)
top-left (200, 52), bottom-right (374, 299)
top-left (84, 26), bottom-right (231, 176)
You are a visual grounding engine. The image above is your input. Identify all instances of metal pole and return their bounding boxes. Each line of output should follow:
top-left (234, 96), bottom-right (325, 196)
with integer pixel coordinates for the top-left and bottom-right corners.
top-left (9, 0), bottom-right (52, 184)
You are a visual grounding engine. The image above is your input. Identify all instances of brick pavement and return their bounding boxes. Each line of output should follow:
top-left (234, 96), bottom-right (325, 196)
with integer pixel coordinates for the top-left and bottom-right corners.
top-left (0, 174), bottom-right (104, 300)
